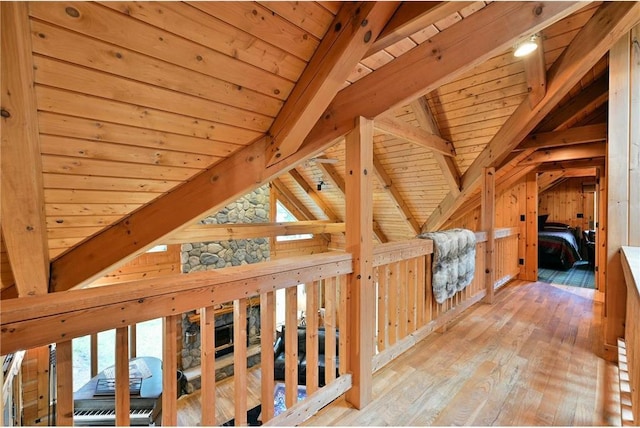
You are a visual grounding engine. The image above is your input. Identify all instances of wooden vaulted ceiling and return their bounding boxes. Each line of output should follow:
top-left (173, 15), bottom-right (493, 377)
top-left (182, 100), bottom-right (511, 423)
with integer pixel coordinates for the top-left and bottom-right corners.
top-left (2, 2), bottom-right (639, 298)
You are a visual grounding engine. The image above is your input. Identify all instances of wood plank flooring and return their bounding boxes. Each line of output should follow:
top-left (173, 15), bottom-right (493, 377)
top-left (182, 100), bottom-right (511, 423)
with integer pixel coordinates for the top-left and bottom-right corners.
top-left (177, 280), bottom-right (621, 426)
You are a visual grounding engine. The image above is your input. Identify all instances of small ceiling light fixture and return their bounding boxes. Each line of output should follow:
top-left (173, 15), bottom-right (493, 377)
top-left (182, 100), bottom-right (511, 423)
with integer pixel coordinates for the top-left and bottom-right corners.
top-left (514, 34), bottom-right (539, 58)
top-left (317, 180), bottom-right (324, 191)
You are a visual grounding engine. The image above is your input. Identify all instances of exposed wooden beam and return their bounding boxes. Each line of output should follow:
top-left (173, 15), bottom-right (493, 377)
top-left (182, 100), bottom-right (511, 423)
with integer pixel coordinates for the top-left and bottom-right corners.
top-left (522, 36), bottom-right (547, 108)
top-left (411, 97), bottom-right (462, 195)
top-left (372, 155), bottom-right (421, 235)
top-left (367, 2), bottom-right (474, 55)
top-left (1, 2), bottom-right (50, 296)
top-left (373, 114), bottom-right (454, 156)
top-left (424, 2), bottom-right (640, 232)
top-left (316, 160), bottom-right (388, 243)
top-left (537, 171), bottom-right (568, 194)
top-left (481, 168), bottom-right (496, 304)
top-left (536, 72), bottom-right (609, 132)
top-left (535, 158), bottom-right (605, 172)
top-left (266, 2), bottom-right (399, 165)
top-left (344, 117), bottom-right (375, 408)
top-left (48, 2), bottom-right (583, 291)
top-left (518, 123), bottom-right (607, 150)
top-left (519, 142), bottom-right (606, 166)
top-left (288, 169), bottom-right (340, 222)
top-left (304, 2), bottom-right (582, 158)
top-left (166, 221), bottom-right (346, 244)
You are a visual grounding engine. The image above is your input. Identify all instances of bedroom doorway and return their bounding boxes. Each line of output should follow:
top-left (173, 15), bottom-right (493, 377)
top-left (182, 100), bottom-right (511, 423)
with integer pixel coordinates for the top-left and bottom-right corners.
top-left (536, 176), bottom-right (598, 290)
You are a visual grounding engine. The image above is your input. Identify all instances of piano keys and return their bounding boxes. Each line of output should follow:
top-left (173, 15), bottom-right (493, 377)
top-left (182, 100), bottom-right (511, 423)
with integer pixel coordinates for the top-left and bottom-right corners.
top-left (73, 357), bottom-right (163, 426)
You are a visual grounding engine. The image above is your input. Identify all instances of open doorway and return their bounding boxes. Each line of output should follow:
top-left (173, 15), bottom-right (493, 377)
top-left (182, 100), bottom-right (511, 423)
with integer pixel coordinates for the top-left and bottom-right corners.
top-left (537, 176), bottom-right (597, 289)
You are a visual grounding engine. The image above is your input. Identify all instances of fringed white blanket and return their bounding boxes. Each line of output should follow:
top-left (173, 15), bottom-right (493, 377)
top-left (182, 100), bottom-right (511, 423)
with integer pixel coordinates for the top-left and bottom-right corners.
top-left (417, 228), bottom-right (476, 304)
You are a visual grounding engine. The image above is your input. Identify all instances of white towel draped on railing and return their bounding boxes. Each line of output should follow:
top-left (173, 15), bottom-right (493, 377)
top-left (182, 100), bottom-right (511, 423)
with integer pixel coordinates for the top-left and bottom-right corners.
top-left (417, 228), bottom-right (476, 304)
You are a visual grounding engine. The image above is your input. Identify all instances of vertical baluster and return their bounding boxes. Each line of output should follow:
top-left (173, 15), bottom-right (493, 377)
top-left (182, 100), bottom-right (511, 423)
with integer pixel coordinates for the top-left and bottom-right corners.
top-left (324, 277), bottom-right (338, 384)
top-left (234, 298), bottom-right (248, 426)
top-left (306, 281), bottom-right (319, 394)
top-left (201, 306), bottom-right (216, 426)
top-left (56, 341), bottom-right (73, 426)
top-left (260, 292), bottom-right (276, 422)
top-left (285, 286), bottom-right (298, 407)
top-left (376, 266), bottom-right (387, 353)
top-left (115, 327), bottom-right (130, 427)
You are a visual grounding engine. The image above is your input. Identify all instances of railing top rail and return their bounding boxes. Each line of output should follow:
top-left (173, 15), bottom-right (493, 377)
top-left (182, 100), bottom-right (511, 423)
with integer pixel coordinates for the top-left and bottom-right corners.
top-left (621, 246), bottom-right (640, 299)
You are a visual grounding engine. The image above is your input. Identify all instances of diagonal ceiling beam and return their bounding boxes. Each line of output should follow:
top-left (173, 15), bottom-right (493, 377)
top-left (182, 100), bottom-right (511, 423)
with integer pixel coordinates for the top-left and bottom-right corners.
top-left (271, 178), bottom-right (316, 222)
top-left (522, 37), bottom-right (547, 108)
top-left (303, 2), bottom-right (583, 156)
top-left (315, 160), bottom-right (388, 243)
top-left (518, 142), bottom-right (606, 166)
top-left (373, 113), bottom-right (454, 156)
top-left (367, 1), bottom-right (475, 55)
top-left (265, 2), bottom-right (399, 166)
top-left (372, 155), bottom-right (421, 235)
top-left (536, 72), bottom-right (608, 132)
top-left (411, 97), bottom-right (462, 195)
top-left (423, 1), bottom-right (640, 232)
top-left (288, 169), bottom-right (340, 222)
top-left (1, 2), bottom-right (50, 297)
top-left (47, 1), bottom-right (583, 291)
top-left (518, 123), bottom-right (607, 150)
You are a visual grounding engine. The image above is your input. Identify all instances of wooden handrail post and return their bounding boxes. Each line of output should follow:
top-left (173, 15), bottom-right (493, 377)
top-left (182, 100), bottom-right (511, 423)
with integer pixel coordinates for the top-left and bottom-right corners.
top-left (345, 117), bottom-right (375, 408)
top-left (482, 167), bottom-right (496, 303)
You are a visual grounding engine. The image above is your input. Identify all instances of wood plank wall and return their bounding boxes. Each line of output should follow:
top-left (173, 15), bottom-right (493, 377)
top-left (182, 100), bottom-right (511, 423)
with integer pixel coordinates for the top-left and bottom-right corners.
top-left (539, 177), bottom-right (596, 231)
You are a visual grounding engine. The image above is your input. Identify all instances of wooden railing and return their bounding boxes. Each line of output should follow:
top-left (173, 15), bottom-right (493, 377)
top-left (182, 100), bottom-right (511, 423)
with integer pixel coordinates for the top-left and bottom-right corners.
top-left (0, 229), bottom-right (521, 426)
top-left (371, 228), bottom-right (519, 372)
top-left (621, 246), bottom-right (640, 424)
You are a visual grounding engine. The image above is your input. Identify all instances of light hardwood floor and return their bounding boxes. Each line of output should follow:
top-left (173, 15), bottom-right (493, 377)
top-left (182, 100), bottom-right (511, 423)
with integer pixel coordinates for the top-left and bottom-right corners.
top-left (178, 280), bottom-right (621, 426)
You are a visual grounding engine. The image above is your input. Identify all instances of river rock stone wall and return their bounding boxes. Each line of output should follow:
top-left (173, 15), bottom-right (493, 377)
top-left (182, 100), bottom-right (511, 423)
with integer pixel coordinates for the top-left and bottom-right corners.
top-left (180, 186), bottom-right (270, 376)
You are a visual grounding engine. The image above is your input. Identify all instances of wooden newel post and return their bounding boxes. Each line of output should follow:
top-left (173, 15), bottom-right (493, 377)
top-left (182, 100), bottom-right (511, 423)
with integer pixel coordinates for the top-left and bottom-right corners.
top-left (345, 116), bottom-right (375, 409)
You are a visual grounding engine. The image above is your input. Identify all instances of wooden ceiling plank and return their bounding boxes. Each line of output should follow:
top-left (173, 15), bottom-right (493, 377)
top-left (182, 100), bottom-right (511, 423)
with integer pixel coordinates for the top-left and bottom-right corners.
top-left (373, 114), bottom-right (454, 157)
top-left (536, 72), bottom-right (609, 132)
top-left (367, 2), bottom-right (474, 55)
top-left (288, 169), bottom-right (340, 222)
top-left (304, 1), bottom-right (583, 159)
top-left (266, 2), bottom-right (399, 165)
top-left (372, 156), bottom-right (421, 235)
top-left (1, 2), bottom-right (50, 296)
top-left (518, 123), bottom-right (607, 150)
top-left (167, 221), bottom-right (345, 243)
top-left (522, 40), bottom-right (547, 108)
top-left (45, 2), bottom-right (583, 291)
top-left (411, 97), bottom-right (462, 195)
top-left (424, 1), bottom-right (640, 232)
top-left (519, 142), bottom-right (606, 166)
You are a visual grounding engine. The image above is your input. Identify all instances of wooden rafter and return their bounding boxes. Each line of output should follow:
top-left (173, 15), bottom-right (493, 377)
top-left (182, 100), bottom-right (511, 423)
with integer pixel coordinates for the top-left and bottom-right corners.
top-left (411, 97), bottom-right (462, 195)
top-left (288, 169), bottom-right (340, 222)
top-left (372, 155), bottom-right (421, 235)
top-left (536, 72), bottom-right (609, 132)
top-left (424, 1), bottom-right (640, 232)
top-left (518, 123), bottom-right (607, 150)
top-left (373, 114), bottom-right (454, 156)
top-left (1, 2), bottom-right (50, 296)
top-left (304, 2), bottom-right (583, 156)
top-left (316, 161), bottom-right (388, 243)
top-left (367, 1), bottom-right (475, 55)
top-left (47, 1), bottom-right (584, 291)
top-left (522, 36), bottom-right (547, 108)
top-left (519, 142), bottom-right (606, 166)
top-left (271, 178), bottom-right (316, 222)
top-left (265, 2), bottom-right (399, 165)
